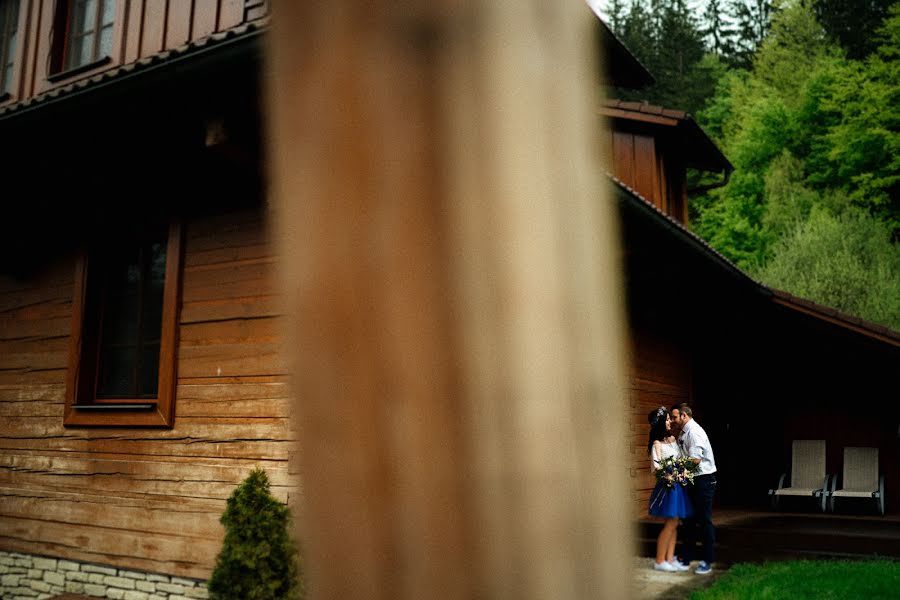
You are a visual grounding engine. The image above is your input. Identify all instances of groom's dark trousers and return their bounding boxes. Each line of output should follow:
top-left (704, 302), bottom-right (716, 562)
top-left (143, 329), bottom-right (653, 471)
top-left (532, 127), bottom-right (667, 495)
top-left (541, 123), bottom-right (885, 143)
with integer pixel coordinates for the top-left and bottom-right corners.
top-left (681, 473), bottom-right (716, 564)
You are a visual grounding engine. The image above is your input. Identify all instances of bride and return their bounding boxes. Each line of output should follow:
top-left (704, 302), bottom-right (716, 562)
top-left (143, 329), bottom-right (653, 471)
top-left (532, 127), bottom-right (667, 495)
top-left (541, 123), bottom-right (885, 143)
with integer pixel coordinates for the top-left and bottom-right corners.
top-left (647, 406), bottom-right (693, 572)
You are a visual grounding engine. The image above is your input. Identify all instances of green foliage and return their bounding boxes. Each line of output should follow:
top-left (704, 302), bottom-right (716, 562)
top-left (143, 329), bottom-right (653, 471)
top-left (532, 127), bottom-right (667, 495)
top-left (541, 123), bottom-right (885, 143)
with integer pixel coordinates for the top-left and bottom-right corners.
top-left (762, 151), bottom-right (818, 236)
top-left (753, 0), bottom-right (836, 103)
top-left (755, 205), bottom-right (900, 330)
top-left (208, 469), bottom-right (303, 600)
top-left (815, 5), bottom-right (900, 231)
top-left (613, 0), bottom-right (726, 115)
top-left (691, 559), bottom-right (900, 599)
top-left (689, 1), bottom-right (900, 329)
top-left (814, 0), bottom-right (893, 59)
top-left (728, 0), bottom-right (776, 68)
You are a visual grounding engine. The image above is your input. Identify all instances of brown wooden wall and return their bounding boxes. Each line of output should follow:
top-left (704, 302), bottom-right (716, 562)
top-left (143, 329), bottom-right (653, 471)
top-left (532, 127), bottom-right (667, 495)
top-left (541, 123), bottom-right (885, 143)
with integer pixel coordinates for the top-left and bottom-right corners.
top-left (627, 327), bottom-right (692, 517)
top-left (3, 0), bottom-right (268, 104)
top-left (602, 123), bottom-right (688, 224)
top-left (0, 207), bottom-right (293, 579)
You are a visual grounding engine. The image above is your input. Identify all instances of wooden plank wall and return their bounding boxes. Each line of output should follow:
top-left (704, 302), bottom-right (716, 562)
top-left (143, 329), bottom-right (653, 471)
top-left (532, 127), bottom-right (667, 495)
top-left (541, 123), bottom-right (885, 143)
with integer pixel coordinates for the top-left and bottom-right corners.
top-left (627, 327), bottom-right (692, 518)
top-left (0, 208), bottom-right (293, 580)
top-left (603, 126), bottom-right (666, 212)
top-left (10, 0), bottom-right (268, 101)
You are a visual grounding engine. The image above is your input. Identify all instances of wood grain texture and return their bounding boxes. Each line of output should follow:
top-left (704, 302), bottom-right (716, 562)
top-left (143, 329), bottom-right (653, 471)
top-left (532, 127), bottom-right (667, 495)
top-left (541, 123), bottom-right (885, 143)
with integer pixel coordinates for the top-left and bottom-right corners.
top-left (123, 0), bottom-right (145, 63)
top-left (0, 209), bottom-right (294, 579)
top-left (191, 0), bottom-right (217, 40)
top-left (628, 327), bottom-right (692, 515)
top-left (165, 0), bottom-right (193, 49)
top-left (267, 1), bottom-right (629, 598)
top-left (216, 0), bottom-right (243, 31)
top-left (140, 0), bottom-right (167, 57)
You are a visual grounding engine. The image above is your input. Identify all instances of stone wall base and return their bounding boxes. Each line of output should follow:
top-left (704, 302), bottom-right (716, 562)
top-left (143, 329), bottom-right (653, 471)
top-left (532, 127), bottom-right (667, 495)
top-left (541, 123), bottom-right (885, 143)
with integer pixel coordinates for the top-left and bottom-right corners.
top-left (0, 551), bottom-right (208, 600)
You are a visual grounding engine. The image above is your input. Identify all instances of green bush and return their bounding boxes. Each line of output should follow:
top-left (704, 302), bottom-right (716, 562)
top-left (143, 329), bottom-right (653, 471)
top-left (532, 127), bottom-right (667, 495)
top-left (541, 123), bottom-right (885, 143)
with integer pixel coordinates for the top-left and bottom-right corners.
top-left (208, 468), bottom-right (303, 600)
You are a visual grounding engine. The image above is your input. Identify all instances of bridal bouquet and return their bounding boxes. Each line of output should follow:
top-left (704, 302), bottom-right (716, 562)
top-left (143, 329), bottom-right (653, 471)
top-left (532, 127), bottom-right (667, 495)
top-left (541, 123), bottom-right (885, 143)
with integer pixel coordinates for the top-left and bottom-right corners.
top-left (654, 456), bottom-right (698, 488)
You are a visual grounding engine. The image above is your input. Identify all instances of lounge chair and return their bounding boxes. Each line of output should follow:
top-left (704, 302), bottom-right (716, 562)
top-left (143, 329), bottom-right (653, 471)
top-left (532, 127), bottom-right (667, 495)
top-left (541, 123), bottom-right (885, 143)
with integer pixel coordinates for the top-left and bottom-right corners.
top-left (828, 447), bottom-right (885, 516)
top-left (769, 440), bottom-right (830, 512)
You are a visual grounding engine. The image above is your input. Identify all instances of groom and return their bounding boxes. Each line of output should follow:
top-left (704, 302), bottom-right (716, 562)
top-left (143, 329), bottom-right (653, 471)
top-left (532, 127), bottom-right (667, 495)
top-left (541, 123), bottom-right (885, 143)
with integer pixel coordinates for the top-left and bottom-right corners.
top-left (671, 403), bottom-right (717, 575)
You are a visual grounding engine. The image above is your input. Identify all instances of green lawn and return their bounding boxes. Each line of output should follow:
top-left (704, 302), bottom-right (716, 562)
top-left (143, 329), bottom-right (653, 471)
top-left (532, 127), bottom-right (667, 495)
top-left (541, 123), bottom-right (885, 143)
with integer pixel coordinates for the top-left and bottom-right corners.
top-left (691, 560), bottom-right (900, 600)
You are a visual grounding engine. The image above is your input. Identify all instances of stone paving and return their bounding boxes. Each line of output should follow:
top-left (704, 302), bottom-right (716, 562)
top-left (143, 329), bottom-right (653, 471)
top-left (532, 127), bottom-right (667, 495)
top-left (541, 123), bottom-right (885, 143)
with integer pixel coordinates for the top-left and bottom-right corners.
top-left (632, 557), bottom-right (726, 599)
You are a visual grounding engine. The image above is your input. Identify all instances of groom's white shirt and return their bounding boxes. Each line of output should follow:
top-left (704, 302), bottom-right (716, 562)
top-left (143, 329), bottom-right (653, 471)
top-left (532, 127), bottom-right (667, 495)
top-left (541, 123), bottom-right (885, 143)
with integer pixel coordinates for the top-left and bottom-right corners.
top-left (679, 419), bottom-right (717, 476)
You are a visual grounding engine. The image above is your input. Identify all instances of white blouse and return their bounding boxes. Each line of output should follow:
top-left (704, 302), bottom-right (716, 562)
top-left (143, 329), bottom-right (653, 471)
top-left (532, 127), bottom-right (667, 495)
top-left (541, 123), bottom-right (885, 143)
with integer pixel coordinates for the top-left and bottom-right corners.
top-left (649, 440), bottom-right (681, 474)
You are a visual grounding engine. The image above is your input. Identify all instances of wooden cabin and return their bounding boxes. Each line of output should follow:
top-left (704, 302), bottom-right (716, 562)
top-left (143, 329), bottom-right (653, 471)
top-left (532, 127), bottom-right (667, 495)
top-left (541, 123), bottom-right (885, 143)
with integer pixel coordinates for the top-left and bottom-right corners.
top-left (0, 5), bottom-right (898, 597)
top-left (595, 14), bottom-right (900, 519)
top-left (0, 1), bottom-right (281, 596)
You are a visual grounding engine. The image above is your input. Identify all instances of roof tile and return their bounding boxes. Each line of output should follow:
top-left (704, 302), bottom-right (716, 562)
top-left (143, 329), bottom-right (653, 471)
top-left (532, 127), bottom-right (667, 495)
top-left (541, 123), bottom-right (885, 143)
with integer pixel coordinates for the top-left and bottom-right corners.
top-left (0, 20), bottom-right (267, 118)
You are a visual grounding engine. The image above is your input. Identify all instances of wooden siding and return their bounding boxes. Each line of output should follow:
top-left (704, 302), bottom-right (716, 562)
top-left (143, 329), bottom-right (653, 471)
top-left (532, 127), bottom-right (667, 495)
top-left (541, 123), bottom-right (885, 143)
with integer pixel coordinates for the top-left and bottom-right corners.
top-left (0, 208), bottom-right (293, 579)
top-left (2, 0), bottom-right (269, 104)
top-left (627, 327), bottom-right (692, 517)
top-left (603, 122), bottom-right (689, 225)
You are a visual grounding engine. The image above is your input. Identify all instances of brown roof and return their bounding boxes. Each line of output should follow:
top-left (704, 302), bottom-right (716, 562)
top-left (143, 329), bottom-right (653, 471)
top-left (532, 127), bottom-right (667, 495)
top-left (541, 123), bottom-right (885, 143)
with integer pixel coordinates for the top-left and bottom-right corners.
top-left (594, 18), bottom-right (654, 90)
top-left (0, 20), bottom-right (266, 120)
top-left (609, 174), bottom-right (900, 348)
top-left (769, 288), bottom-right (900, 347)
top-left (603, 98), bottom-right (687, 120)
top-left (600, 99), bottom-right (732, 174)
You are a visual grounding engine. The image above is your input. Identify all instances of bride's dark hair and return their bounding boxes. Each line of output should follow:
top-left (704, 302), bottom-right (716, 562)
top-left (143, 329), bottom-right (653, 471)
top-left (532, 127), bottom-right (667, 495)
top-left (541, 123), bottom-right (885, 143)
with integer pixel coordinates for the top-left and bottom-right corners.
top-left (646, 406), bottom-right (668, 455)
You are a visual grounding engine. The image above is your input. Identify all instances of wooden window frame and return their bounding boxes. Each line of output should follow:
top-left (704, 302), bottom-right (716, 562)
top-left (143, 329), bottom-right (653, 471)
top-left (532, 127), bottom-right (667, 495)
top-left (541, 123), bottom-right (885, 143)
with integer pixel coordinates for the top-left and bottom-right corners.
top-left (0, 0), bottom-right (21, 101)
top-left (64, 221), bottom-right (183, 427)
top-left (48, 0), bottom-right (117, 82)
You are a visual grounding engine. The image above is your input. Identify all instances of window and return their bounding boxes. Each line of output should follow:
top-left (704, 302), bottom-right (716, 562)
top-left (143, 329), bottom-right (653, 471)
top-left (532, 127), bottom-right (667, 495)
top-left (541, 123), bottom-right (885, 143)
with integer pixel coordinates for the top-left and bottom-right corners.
top-left (64, 222), bottom-right (182, 427)
top-left (0, 0), bottom-right (19, 97)
top-left (55, 0), bottom-right (116, 75)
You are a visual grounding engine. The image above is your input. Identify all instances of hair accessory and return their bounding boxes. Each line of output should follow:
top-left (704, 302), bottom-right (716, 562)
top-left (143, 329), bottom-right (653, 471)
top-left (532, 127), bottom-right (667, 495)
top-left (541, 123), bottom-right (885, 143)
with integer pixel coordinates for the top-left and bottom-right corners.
top-left (648, 406), bottom-right (667, 425)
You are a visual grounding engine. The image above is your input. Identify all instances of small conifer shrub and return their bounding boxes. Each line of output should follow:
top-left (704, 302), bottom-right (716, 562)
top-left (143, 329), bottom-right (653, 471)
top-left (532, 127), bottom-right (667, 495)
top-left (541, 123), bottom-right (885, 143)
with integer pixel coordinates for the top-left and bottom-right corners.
top-left (208, 468), bottom-right (303, 599)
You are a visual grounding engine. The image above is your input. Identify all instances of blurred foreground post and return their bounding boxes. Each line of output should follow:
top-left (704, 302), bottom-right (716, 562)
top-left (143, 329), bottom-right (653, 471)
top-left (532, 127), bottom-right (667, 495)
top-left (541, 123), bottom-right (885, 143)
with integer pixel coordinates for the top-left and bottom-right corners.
top-left (266, 2), bottom-right (632, 598)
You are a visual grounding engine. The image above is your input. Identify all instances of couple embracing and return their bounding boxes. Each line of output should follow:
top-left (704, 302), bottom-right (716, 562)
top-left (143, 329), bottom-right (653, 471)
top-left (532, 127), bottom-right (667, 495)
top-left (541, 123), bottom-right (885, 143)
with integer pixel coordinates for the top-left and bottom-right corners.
top-left (646, 404), bottom-right (717, 575)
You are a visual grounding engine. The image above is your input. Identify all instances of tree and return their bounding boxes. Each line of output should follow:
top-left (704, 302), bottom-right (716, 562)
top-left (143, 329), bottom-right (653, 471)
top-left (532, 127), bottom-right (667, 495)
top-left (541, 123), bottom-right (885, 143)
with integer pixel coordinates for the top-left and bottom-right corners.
top-left (729, 0), bottom-right (775, 68)
top-left (208, 469), bottom-right (303, 600)
top-left (816, 3), bottom-right (900, 233)
top-left (613, 0), bottom-right (722, 115)
top-left (814, 0), bottom-right (893, 59)
top-left (703, 0), bottom-right (737, 58)
top-left (761, 150), bottom-right (819, 237)
top-left (753, 0), bottom-right (835, 102)
top-left (756, 205), bottom-right (900, 330)
top-left (607, 0), bottom-right (629, 31)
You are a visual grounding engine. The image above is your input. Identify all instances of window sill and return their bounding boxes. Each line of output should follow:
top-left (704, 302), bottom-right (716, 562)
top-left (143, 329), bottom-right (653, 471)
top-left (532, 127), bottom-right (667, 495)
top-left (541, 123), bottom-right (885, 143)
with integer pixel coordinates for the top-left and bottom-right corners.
top-left (47, 56), bottom-right (112, 83)
top-left (73, 403), bottom-right (156, 411)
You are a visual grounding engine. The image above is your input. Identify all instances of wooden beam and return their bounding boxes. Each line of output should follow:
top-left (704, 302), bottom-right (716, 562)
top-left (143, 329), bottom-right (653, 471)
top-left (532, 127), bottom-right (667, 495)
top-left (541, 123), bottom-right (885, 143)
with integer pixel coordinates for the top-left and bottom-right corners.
top-left (266, 2), bottom-right (632, 598)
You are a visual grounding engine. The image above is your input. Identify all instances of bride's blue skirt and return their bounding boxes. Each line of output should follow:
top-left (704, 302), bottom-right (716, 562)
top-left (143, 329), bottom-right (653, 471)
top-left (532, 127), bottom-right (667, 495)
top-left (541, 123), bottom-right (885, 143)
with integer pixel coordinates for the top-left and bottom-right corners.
top-left (648, 482), bottom-right (694, 519)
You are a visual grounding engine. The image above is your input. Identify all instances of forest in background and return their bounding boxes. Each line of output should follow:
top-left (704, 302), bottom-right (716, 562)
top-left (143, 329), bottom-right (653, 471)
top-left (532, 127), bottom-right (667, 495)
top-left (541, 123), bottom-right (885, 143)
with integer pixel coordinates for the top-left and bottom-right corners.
top-left (601, 0), bottom-right (900, 331)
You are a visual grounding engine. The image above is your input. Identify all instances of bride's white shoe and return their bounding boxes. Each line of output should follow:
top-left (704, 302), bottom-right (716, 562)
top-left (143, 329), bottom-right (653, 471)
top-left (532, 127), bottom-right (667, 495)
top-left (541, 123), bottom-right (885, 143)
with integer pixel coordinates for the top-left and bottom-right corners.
top-left (653, 561), bottom-right (677, 572)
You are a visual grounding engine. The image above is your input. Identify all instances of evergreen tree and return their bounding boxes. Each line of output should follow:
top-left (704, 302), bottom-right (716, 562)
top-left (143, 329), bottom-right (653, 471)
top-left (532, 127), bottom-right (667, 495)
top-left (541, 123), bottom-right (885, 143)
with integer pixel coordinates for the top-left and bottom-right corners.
top-left (729, 0), bottom-right (775, 68)
top-left (607, 0), bottom-right (629, 31)
top-left (814, 0), bottom-right (893, 59)
top-left (208, 469), bottom-right (303, 600)
top-left (703, 0), bottom-right (737, 59)
top-left (613, 0), bottom-right (721, 115)
top-left (753, 0), bottom-right (834, 103)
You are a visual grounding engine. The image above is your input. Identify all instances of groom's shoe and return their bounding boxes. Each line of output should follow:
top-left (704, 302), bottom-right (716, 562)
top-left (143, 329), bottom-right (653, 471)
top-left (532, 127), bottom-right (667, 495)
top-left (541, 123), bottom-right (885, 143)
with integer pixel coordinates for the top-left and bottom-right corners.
top-left (653, 561), bottom-right (677, 572)
top-left (695, 562), bottom-right (713, 575)
top-left (668, 560), bottom-right (690, 572)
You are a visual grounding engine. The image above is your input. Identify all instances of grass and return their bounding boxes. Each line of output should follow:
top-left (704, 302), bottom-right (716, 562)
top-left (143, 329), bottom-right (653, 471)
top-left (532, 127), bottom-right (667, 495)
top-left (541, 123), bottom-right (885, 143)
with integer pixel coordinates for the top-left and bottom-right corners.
top-left (691, 559), bottom-right (900, 600)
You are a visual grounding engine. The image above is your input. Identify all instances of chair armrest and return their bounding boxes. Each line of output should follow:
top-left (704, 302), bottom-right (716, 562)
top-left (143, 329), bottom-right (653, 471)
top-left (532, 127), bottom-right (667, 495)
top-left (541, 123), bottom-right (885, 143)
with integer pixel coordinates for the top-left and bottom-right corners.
top-left (817, 475), bottom-right (831, 511)
top-left (768, 473), bottom-right (787, 495)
